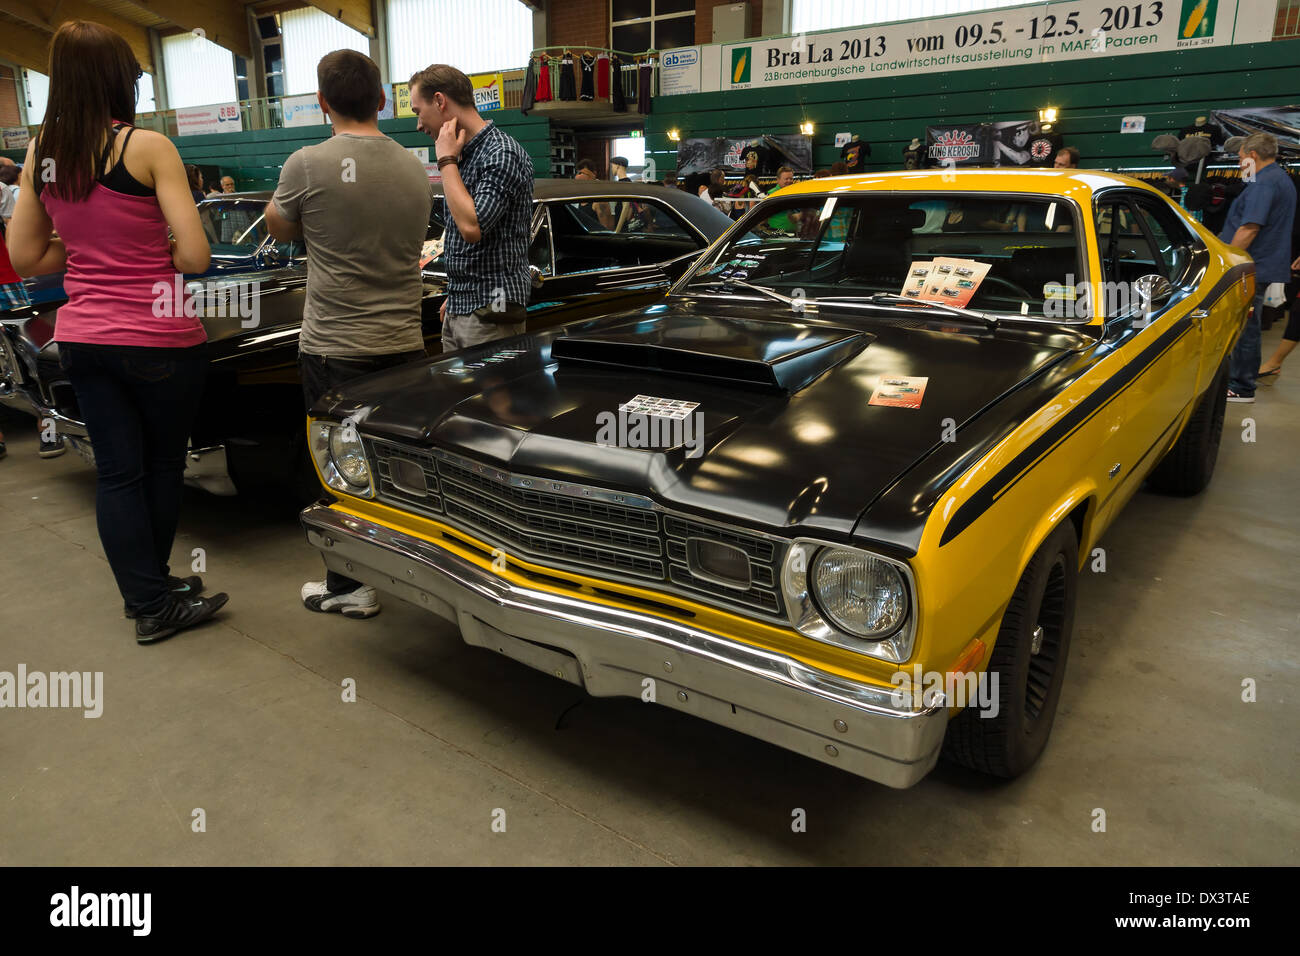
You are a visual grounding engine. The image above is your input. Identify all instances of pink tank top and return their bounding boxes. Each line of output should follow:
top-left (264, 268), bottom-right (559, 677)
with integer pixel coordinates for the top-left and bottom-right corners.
top-left (40, 130), bottom-right (206, 348)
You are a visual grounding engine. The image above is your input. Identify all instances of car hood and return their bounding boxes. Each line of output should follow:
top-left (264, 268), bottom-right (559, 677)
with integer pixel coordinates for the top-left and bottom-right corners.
top-left (323, 302), bottom-right (1075, 541)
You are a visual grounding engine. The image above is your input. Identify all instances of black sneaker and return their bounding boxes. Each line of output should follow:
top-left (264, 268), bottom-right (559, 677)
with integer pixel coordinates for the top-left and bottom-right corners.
top-left (39, 437), bottom-right (66, 458)
top-left (124, 575), bottom-right (205, 618)
top-left (135, 592), bottom-right (229, 645)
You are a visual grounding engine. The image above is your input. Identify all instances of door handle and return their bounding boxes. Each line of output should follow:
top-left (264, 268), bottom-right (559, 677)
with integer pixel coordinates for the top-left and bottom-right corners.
top-left (1190, 308), bottom-right (1209, 328)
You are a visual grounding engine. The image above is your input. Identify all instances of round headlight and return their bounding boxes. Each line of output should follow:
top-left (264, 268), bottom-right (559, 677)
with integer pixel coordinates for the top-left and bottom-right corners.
top-left (329, 426), bottom-right (370, 487)
top-left (811, 548), bottom-right (909, 639)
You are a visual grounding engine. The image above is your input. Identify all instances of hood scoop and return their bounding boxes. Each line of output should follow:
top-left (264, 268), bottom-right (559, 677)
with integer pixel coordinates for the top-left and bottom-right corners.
top-left (550, 314), bottom-right (872, 393)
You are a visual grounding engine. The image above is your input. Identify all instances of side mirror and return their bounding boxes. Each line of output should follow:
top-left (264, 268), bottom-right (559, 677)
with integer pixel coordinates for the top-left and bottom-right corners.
top-left (1133, 274), bottom-right (1173, 314)
top-left (529, 264), bottom-right (545, 289)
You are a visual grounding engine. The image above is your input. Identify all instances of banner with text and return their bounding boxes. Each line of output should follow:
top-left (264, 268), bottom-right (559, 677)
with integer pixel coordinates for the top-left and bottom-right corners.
top-left (282, 94), bottom-right (326, 128)
top-left (1, 126), bottom-right (30, 149)
top-left (176, 103), bottom-right (243, 136)
top-left (471, 73), bottom-right (504, 112)
top-left (707, 0), bottom-right (1266, 94)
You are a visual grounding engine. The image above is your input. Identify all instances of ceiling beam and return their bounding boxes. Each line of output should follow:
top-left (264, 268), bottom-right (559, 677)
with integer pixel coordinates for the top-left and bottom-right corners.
top-left (0, 14), bottom-right (53, 73)
top-left (117, 0), bottom-right (253, 59)
top-left (304, 0), bottom-right (374, 37)
top-left (0, 0), bottom-right (155, 72)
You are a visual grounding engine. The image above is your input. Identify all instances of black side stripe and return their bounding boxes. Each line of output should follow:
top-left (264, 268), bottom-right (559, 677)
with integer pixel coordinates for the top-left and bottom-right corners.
top-left (938, 262), bottom-right (1251, 547)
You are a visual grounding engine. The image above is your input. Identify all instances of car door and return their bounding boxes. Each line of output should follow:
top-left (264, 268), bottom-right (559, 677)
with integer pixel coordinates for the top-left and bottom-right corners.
top-left (528, 196), bottom-right (709, 327)
top-left (1094, 190), bottom-right (1204, 500)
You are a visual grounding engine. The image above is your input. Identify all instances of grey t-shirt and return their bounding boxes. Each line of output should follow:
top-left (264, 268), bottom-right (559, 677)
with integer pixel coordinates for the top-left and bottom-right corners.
top-left (273, 133), bottom-right (431, 356)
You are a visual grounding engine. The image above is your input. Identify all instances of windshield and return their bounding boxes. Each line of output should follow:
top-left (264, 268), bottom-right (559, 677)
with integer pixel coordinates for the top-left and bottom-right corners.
top-left (199, 200), bottom-right (269, 255)
top-left (682, 193), bottom-right (1084, 320)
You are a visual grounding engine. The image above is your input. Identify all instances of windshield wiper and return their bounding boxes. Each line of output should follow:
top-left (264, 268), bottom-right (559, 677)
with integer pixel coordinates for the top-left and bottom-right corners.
top-left (816, 292), bottom-right (1000, 329)
top-left (689, 277), bottom-right (806, 310)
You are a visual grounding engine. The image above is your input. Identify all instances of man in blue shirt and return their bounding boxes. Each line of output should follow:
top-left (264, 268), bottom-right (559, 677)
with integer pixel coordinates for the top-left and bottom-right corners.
top-left (409, 64), bottom-right (533, 352)
top-left (1219, 133), bottom-right (1296, 402)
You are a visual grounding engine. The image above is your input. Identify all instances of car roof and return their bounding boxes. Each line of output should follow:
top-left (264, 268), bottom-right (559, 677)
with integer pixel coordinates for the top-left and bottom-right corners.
top-left (775, 168), bottom-right (1160, 200)
top-left (432, 178), bottom-right (734, 239)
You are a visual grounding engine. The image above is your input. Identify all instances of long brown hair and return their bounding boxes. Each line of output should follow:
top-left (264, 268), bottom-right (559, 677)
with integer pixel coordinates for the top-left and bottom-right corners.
top-left (36, 20), bottom-right (140, 201)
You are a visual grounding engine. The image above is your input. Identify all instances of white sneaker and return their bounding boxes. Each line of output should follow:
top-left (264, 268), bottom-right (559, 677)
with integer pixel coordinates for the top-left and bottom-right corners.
top-left (301, 581), bottom-right (381, 618)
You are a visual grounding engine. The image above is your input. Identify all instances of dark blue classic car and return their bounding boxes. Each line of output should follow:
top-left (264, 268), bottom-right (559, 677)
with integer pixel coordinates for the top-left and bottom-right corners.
top-left (1, 182), bottom-right (731, 496)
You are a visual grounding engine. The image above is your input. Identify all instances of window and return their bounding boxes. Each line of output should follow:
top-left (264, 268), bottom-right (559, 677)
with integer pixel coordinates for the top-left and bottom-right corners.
top-left (547, 198), bottom-right (702, 274)
top-left (611, 0), bottom-right (695, 54)
top-left (388, 0), bottom-right (532, 82)
top-left (1133, 200), bottom-right (1198, 284)
top-left (199, 201), bottom-right (268, 253)
top-left (161, 32), bottom-right (237, 109)
top-left (281, 7), bottom-right (370, 97)
top-left (689, 193), bottom-right (1085, 320)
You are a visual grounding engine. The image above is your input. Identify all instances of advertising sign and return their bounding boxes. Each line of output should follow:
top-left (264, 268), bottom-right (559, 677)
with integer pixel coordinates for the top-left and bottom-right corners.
top-left (176, 103), bottom-right (243, 136)
top-left (393, 82), bottom-right (415, 118)
top-left (1, 126), bottom-right (30, 149)
top-left (677, 134), bottom-right (813, 176)
top-left (659, 46), bottom-right (702, 95)
top-left (282, 94), bottom-right (325, 128)
top-left (471, 73), bottom-right (503, 112)
top-left (714, 0), bottom-right (1258, 94)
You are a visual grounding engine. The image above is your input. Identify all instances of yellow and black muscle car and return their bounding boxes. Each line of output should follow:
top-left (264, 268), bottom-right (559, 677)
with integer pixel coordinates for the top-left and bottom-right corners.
top-left (300, 170), bottom-right (1253, 787)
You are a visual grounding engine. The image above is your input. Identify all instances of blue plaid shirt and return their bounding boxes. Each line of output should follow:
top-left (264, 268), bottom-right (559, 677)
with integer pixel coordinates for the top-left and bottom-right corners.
top-left (440, 121), bottom-right (533, 316)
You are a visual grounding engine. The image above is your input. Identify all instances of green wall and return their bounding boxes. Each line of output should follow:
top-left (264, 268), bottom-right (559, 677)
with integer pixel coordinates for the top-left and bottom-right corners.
top-left (173, 112), bottom-right (552, 189)
top-left (646, 38), bottom-right (1300, 174)
top-left (0, 112), bottom-right (551, 184)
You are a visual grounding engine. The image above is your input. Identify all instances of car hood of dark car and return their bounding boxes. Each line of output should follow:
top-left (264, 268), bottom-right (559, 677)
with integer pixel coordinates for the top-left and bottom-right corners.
top-left (321, 302), bottom-right (1078, 543)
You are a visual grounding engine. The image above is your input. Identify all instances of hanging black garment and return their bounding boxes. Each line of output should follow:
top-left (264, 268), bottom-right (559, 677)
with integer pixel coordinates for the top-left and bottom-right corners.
top-left (637, 61), bottom-right (652, 115)
top-left (579, 54), bottom-right (595, 101)
top-left (611, 55), bottom-right (627, 112)
top-left (520, 57), bottom-right (537, 115)
top-left (558, 54), bottom-right (577, 101)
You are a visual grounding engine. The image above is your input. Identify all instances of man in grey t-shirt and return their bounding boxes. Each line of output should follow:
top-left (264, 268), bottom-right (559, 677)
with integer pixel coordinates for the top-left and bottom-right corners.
top-left (266, 49), bottom-right (431, 620)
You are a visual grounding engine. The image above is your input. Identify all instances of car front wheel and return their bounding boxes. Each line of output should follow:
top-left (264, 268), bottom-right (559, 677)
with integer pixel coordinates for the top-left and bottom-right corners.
top-left (942, 520), bottom-right (1079, 778)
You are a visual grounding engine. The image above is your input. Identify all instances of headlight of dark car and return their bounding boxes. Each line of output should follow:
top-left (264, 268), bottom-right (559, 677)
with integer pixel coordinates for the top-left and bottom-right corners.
top-left (309, 420), bottom-right (374, 498)
top-left (781, 539), bottom-right (914, 662)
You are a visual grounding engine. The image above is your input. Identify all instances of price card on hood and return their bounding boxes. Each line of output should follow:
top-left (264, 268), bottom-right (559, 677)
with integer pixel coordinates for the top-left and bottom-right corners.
top-left (869, 375), bottom-right (928, 409)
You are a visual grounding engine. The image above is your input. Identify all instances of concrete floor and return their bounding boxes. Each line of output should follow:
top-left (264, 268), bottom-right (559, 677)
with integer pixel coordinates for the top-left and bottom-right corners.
top-left (1, 326), bottom-right (1297, 866)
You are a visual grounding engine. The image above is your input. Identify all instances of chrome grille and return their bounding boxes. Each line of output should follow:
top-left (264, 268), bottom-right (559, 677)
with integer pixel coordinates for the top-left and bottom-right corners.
top-left (367, 441), bottom-right (786, 620)
top-left (370, 439), bottom-right (443, 517)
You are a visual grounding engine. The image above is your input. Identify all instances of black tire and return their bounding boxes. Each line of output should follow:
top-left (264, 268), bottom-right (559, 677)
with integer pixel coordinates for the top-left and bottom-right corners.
top-left (942, 521), bottom-right (1078, 778)
top-left (1146, 358), bottom-right (1228, 496)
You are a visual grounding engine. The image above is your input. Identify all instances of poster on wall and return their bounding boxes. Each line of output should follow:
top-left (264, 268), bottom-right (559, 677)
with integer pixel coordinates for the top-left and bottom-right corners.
top-left (926, 125), bottom-right (993, 167)
top-left (659, 46), bottom-right (702, 95)
top-left (677, 134), bottom-right (813, 176)
top-left (709, 0), bottom-right (1268, 96)
top-left (926, 121), bottom-right (1058, 167)
top-left (392, 82), bottom-right (415, 118)
top-left (1, 126), bottom-right (30, 149)
top-left (471, 73), bottom-right (503, 112)
top-left (282, 94), bottom-right (326, 128)
top-left (1211, 105), bottom-right (1300, 160)
top-left (176, 103), bottom-right (243, 136)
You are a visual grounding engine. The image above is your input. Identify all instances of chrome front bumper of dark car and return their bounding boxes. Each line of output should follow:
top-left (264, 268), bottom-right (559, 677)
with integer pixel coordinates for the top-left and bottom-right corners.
top-left (300, 503), bottom-right (948, 788)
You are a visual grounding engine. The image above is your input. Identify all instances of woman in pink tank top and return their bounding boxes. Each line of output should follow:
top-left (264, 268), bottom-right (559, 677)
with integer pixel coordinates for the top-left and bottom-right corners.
top-left (7, 20), bottom-right (229, 642)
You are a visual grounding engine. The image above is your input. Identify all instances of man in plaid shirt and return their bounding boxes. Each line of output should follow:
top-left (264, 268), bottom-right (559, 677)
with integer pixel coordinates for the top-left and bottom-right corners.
top-left (409, 65), bottom-right (532, 352)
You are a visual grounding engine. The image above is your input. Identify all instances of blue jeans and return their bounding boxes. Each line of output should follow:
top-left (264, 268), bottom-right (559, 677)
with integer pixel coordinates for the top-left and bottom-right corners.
top-left (59, 342), bottom-right (208, 615)
top-left (1229, 291), bottom-right (1265, 396)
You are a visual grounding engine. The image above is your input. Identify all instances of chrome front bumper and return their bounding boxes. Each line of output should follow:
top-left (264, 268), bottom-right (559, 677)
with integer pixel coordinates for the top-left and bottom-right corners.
top-left (300, 503), bottom-right (948, 788)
